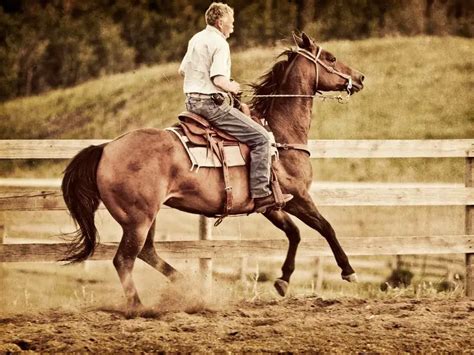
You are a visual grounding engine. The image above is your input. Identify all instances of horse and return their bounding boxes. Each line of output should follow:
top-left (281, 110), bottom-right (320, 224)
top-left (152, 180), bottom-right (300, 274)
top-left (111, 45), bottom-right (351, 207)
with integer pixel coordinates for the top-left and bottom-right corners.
top-left (61, 32), bottom-right (365, 310)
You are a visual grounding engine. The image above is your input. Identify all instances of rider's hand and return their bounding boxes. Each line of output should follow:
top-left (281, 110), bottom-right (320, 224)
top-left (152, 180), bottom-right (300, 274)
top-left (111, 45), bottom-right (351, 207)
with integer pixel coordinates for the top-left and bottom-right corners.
top-left (228, 80), bottom-right (241, 95)
top-left (213, 76), bottom-right (241, 95)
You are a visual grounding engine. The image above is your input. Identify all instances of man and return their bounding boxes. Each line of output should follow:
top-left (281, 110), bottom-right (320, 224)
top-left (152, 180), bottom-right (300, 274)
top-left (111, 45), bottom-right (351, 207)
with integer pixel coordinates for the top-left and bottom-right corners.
top-left (179, 2), bottom-right (293, 213)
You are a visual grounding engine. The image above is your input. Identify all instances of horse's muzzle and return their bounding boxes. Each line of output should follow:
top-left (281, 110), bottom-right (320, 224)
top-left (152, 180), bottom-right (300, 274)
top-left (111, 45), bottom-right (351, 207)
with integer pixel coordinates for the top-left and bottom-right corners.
top-left (350, 82), bottom-right (364, 94)
top-left (349, 72), bottom-right (364, 94)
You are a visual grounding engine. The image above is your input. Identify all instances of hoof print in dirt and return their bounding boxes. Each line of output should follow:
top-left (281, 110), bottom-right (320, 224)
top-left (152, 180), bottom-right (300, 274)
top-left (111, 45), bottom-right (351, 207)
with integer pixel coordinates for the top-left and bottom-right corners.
top-left (274, 279), bottom-right (289, 297)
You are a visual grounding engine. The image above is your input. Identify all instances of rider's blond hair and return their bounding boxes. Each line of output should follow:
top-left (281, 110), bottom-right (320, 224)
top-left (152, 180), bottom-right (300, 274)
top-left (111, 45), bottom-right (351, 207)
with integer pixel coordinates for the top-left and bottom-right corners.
top-left (205, 2), bottom-right (234, 26)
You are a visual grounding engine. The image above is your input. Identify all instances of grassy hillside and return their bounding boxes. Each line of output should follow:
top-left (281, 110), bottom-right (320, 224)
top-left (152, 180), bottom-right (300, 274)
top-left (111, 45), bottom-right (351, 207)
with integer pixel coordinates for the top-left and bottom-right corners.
top-left (0, 36), bottom-right (473, 180)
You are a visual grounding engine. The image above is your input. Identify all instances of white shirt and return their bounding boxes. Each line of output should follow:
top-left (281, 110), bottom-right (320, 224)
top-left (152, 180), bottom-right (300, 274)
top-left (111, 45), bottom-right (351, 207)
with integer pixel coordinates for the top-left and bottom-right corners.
top-left (179, 25), bottom-right (231, 94)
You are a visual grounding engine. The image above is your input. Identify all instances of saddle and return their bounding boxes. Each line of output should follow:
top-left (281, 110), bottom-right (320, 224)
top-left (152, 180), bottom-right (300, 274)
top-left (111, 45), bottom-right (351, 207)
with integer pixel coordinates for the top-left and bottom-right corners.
top-left (178, 111), bottom-right (250, 160)
top-left (175, 111), bottom-right (287, 224)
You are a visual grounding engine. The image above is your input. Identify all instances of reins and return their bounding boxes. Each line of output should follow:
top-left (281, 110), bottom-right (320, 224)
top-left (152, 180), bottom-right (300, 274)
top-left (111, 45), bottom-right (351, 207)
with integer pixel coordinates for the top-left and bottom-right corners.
top-left (240, 89), bottom-right (351, 104)
top-left (240, 46), bottom-right (353, 104)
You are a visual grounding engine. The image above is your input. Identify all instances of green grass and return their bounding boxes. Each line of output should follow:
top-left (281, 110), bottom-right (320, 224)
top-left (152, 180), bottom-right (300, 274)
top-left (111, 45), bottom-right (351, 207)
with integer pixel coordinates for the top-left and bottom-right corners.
top-left (0, 36), bottom-right (472, 181)
top-left (311, 36), bottom-right (473, 140)
top-left (0, 37), bottom-right (474, 139)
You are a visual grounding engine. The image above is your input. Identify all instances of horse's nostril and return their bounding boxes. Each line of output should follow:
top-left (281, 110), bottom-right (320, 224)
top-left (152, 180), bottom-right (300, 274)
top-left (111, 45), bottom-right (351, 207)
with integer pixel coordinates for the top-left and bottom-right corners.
top-left (360, 74), bottom-right (365, 82)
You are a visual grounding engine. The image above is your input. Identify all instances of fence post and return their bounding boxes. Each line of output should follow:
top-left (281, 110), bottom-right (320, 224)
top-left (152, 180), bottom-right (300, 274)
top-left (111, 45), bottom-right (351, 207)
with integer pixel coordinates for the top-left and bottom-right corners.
top-left (239, 257), bottom-right (248, 282)
top-left (0, 220), bottom-right (4, 244)
top-left (199, 215), bottom-right (213, 293)
top-left (465, 147), bottom-right (474, 297)
top-left (314, 256), bottom-right (325, 292)
top-left (0, 216), bottom-right (5, 279)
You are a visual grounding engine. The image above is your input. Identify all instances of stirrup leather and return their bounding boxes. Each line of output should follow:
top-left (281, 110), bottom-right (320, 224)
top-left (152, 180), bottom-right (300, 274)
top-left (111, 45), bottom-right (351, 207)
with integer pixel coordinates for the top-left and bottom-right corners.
top-left (270, 167), bottom-right (287, 210)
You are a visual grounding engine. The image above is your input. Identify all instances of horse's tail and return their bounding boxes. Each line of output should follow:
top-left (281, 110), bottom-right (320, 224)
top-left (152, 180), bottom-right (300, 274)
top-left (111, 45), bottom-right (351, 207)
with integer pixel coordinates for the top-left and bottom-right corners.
top-left (61, 144), bottom-right (105, 263)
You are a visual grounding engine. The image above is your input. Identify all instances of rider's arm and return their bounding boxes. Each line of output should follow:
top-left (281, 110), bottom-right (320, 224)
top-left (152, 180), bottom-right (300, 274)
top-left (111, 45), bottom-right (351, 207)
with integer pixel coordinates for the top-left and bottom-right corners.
top-left (210, 39), bottom-right (240, 94)
top-left (212, 75), bottom-right (240, 94)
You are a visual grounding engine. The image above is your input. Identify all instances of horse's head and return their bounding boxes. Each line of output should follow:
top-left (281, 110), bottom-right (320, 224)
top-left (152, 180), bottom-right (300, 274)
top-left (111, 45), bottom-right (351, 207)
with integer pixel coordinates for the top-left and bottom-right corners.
top-left (292, 32), bottom-right (364, 95)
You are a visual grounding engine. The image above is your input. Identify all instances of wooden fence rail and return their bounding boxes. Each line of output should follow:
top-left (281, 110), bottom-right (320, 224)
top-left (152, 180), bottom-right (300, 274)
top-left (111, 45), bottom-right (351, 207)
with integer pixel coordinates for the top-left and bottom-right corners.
top-left (1, 184), bottom-right (473, 211)
top-left (1, 139), bottom-right (472, 159)
top-left (0, 139), bottom-right (473, 295)
top-left (0, 236), bottom-right (472, 262)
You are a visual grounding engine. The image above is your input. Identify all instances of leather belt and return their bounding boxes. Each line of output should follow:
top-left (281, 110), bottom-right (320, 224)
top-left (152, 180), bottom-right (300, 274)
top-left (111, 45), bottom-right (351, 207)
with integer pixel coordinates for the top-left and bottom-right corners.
top-left (186, 93), bottom-right (215, 99)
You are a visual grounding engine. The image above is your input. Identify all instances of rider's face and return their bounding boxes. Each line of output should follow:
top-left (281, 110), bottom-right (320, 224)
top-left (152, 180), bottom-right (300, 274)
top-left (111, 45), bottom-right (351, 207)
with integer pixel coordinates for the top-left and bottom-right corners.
top-left (218, 13), bottom-right (234, 38)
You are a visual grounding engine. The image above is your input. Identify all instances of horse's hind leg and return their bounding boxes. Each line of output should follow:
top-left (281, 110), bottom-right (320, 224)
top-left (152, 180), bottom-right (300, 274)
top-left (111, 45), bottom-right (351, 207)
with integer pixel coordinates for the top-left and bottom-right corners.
top-left (287, 194), bottom-right (357, 282)
top-left (113, 221), bottom-right (152, 311)
top-left (138, 220), bottom-right (182, 280)
top-left (263, 210), bottom-right (301, 297)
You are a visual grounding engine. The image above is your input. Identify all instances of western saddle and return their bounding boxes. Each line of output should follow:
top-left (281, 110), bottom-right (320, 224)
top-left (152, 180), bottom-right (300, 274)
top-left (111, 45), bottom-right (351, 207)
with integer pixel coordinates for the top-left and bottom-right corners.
top-left (177, 111), bottom-right (287, 224)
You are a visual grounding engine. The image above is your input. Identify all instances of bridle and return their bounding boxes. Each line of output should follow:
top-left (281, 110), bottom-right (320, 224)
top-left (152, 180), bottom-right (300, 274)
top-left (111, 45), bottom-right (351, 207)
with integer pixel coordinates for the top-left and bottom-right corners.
top-left (238, 46), bottom-right (358, 157)
top-left (241, 46), bottom-right (354, 102)
top-left (296, 47), bottom-right (353, 96)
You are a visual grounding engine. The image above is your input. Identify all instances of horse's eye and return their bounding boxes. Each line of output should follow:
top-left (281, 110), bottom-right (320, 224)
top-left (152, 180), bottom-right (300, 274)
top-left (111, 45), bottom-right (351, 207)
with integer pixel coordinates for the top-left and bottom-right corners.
top-left (330, 57), bottom-right (336, 63)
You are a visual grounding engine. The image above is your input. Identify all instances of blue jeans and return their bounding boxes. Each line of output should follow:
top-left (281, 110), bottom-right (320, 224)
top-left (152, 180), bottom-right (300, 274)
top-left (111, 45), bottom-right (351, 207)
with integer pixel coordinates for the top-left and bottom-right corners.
top-left (185, 96), bottom-right (272, 198)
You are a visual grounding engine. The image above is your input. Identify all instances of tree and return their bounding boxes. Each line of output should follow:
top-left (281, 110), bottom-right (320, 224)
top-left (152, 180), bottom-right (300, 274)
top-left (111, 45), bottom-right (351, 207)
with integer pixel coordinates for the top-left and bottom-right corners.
top-left (296, 0), bottom-right (315, 31)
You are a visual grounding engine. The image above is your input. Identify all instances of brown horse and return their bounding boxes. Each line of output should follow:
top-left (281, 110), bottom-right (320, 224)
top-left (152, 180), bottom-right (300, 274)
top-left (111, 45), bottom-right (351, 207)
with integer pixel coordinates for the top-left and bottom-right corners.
top-left (62, 32), bottom-right (364, 309)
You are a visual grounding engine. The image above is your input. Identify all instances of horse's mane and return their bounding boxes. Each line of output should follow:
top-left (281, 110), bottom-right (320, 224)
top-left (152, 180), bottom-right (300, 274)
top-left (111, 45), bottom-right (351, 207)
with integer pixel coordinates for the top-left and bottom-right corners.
top-left (249, 49), bottom-right (297, 117)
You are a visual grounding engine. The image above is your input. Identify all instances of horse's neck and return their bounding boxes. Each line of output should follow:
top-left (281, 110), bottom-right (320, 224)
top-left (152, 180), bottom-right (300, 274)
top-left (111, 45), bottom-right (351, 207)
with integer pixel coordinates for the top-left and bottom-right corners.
top-left (265, 63), bottom-right (314, 144)
top-left (267, 98), bottom-right (312, 144)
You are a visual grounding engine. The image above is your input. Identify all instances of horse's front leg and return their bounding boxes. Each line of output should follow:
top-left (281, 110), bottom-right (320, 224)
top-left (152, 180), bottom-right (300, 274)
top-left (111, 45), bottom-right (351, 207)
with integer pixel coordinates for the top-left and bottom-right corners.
top-left (286, 193), bottom-right (358, 283)
top-left (263, 209), bottom-right (301, 296)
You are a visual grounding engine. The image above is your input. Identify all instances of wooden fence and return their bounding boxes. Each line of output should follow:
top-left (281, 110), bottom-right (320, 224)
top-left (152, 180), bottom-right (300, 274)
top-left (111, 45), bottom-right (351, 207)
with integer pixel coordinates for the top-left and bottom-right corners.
top-left (0, 139), bottom-right (473, 295)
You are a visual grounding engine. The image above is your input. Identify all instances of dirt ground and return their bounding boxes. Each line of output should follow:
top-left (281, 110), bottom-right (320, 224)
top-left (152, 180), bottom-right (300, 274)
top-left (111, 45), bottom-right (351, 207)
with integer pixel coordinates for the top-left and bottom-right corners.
top-left (1, 294), bottom-right (472, 353)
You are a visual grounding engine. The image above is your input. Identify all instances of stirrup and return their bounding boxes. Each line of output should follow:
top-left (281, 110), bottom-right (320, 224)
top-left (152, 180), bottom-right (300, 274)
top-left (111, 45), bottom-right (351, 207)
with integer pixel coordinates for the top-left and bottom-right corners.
top-left (214, 215), bottom-right (227, 227)
top-left (254, 193), bottom-right (293, 214)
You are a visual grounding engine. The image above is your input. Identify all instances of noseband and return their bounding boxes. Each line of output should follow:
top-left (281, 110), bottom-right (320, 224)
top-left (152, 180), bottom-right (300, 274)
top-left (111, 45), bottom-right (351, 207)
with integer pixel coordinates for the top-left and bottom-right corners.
top-left (296, 47), bottom-right (353, 94)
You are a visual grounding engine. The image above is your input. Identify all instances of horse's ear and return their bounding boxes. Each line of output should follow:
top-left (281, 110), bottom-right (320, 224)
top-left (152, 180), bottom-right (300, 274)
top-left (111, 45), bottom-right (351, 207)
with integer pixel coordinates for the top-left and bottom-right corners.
top-left (292, 31), bottom-right (303, 47)
top-left (301, 32), bottom-right (315, 51)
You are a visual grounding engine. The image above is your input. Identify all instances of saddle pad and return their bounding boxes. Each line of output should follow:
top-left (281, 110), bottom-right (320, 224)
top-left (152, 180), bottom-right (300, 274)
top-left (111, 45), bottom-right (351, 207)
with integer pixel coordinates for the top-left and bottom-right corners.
top-left (166, 127), bottom-right (247, 169)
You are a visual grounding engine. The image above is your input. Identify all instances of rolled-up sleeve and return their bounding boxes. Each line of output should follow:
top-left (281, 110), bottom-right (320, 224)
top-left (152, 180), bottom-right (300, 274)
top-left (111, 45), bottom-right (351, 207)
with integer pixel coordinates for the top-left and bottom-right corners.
top-left (210, 42), bottom-right (231, 79)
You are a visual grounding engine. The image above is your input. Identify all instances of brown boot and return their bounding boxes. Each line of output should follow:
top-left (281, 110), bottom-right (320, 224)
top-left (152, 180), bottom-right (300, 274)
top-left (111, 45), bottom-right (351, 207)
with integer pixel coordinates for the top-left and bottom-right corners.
top-left (253, 193), bottom-right (293, 213)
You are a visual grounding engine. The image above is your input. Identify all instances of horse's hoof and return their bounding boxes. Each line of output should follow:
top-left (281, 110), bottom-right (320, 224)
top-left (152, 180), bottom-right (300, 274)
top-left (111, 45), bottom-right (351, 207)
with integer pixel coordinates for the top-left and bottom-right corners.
top-left (342, 273), bottom-right (358, 283)
top-left (125, 308), bottom-right (143, 319)
top-left (125, 302), bottom-right (146, 318)
top-left (274, 279), bottom-right (289, 297)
